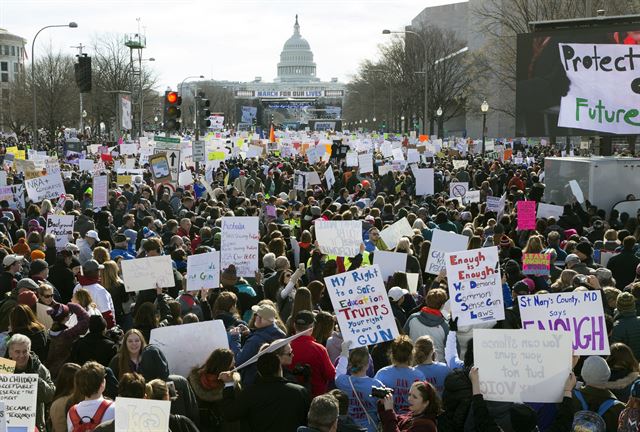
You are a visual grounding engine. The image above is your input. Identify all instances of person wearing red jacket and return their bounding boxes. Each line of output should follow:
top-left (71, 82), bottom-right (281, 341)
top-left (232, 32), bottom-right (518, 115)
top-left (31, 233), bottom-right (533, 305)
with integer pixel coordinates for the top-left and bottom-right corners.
top-left (288, 310), bottom-right (336, 397)
top-left (507, 170), bottom-right (526, 192)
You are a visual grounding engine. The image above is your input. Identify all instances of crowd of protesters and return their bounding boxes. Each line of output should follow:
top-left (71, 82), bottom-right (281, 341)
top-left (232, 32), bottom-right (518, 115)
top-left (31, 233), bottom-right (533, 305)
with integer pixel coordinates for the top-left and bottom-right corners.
top-left (1, 131), bottom-right (640, 432)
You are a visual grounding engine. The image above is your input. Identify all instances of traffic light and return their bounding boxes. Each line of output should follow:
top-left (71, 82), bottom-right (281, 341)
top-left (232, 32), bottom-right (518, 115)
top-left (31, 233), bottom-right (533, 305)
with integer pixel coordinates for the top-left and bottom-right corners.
top-left (163, 91), bottom-right (181, 132)
top-left (196, 93), bottom-right (211, 133)
top-left (74, 55), bottom-right (92, 93)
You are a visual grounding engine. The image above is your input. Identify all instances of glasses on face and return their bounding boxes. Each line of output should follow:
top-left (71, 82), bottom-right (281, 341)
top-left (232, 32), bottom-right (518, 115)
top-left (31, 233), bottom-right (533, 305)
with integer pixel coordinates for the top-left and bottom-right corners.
top-left (41, 294), bottom-right (53, 299)
top-left (281, 351), bottom-right (293, 357)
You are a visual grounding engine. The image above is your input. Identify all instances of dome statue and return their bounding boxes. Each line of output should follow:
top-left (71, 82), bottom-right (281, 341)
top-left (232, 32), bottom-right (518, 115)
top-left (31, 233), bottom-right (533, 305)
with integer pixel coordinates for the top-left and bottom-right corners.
top-left (276, 15), bottom-right (320, 83)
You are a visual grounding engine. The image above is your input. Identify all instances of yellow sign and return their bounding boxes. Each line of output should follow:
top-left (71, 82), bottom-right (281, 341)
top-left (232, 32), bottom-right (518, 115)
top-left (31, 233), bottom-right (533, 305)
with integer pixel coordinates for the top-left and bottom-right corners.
top-left (208, 151), bottom-right (225, 161)
top-left (24, 170), bottom-right (43, 180)
top-left (5, 146), bottom-right (18, 155)
top-left (117, 175), bottom-right (132, 185)
top-left (0, 357), bottom-right (16, 374)
top-left (15, 150), bottom-right (26, 160)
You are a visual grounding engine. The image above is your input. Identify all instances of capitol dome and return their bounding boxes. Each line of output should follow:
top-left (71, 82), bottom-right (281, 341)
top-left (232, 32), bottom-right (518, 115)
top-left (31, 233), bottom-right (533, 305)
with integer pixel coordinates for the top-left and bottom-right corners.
top-left (276, 15), bottom-right (320, 83)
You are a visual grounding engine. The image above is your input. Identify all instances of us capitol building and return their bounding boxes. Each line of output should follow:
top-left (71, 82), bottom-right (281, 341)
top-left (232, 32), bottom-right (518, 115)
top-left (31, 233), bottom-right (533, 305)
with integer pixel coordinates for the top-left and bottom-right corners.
top-left (204, 16), bottom-right (345, 131)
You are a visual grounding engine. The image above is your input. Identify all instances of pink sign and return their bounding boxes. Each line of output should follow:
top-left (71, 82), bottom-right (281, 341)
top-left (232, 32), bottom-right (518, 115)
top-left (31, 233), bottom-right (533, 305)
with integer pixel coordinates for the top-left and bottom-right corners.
top-left (517, 201), bottom-right (536, 231)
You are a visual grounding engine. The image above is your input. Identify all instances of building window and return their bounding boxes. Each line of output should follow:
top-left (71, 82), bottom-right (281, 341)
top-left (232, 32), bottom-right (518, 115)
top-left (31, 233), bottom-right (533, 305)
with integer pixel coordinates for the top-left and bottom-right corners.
top-left (3, 46), bottom-right (8, 56)
top-left (10, 46), bottom-right (15, 56)
top-left (1, 73), bottom-right (8, 83)
top-left (0, 62), bottom-right (7, 72)
top-left (1, 89), bottom-right (8, 99)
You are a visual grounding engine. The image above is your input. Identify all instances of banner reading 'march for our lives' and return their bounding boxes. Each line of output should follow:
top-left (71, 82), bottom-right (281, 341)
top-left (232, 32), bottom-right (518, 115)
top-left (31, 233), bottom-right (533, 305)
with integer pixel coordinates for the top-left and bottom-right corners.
top-left (558, 43), bottom-right (640, 134)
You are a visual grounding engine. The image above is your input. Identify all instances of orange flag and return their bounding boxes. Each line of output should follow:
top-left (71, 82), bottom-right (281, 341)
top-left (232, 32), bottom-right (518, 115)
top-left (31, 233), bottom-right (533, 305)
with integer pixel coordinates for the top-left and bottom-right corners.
top-left (269, 125), bottom-right (276, 143)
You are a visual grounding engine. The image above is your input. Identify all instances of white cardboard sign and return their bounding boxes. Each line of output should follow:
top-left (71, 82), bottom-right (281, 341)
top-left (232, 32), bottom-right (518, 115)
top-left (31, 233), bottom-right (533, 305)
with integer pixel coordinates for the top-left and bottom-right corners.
top-left (115, 397), bottom-right (170, 432)
top-left (425, 230), bottom-right (469, 275)
top-left (379, 217), bottom-right (414, 250)
top-left (221, 217), bottom-right (259, 277)
top-left (121, 255), bottom-right (176, 292)
top-left (315, 220), bottom-right (362, 257)
top-left (186, 251), bottom-right (220, 291)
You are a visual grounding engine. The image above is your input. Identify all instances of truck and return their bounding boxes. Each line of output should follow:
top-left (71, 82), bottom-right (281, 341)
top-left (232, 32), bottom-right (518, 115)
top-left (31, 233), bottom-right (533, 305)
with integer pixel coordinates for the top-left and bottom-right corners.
top-left (543, 157), bottom-right (640, 215)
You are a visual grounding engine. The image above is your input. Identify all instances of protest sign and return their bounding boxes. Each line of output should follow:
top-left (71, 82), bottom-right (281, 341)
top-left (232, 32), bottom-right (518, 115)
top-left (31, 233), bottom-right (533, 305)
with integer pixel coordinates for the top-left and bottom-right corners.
top-left (406, 273), bottom-right (420, 294)
top-left (519, 290), bottom-right (609, 355)
top-left (414, 168), bottom-right (434, 196)
top-left (0, 401), bottom-right (4, 432)
top-left (234, 328), bottom-right (313, 371)
top-left (0, 185), bottom-right (25, 211)
top-left (315, 220), bottom-right (362, 257)
top-left (464, 190), bottom-right (480, 204)
top-left (558, 43), bottom-right (640, 134)
top-left (346, 151), bottom-right (358, 166)
top-left (324, 265), bottom-right (399, 348)
top-left (522, 253), bottom-right (551, 276)
top-left (372, 251), bottom-right (407, 282)
top-left (452, 160), bottom-right (469, 170)
top-left (121, 255), bottom-right (175, 292)
top-left (358, 153), bottom-right (373, 174)
top-left (149, 153), bottom-right (172, 184)
top-left (0, 357), bottom-right (15, 374)
top-left (446, 246), bottom-right (504, 326)
top-left (425, 230), bottom-right (469, 275)
top-left (79, 159), bottom-right (94, 172)
top-left (150, 320), bottom-right (228, 377)
top-left (569, 180), bottom-right (585, 204)
top-left (221, 217), bottom-right (259, 277)
top-left (449, 182), bottom-right (468, 199)
top-left (379, 217), bottom-right (413, 250)
top-left (324, 166), bottom-right (335, 190)
top-left (115, 397), bottom-right (170, 432)
top-left (178, 170), bottom-right (194, 186)
top-left (517, 201), bottom-right (536, 230)
top-left (24, 173), bottom-right (65, 202)
top-left (486, 194), bottom-right (506, 219)
top-left (186, 251), bottom-right (220, 291)
top-left (537, 203), bottom-right (564, 220)
top-left (92, 175), bottom-right (109, 209)
top-left (46, 215), bottom-right (74, 249)
top-left (0, 373), bottom-right (38, 431)
top-left (474, 329), bottom-right (572, 403)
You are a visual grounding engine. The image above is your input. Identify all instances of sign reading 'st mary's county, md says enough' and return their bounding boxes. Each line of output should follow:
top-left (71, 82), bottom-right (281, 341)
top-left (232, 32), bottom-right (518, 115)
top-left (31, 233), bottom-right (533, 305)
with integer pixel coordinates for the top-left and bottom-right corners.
top-left (519, 290), bottom-right (609, 355)
top-left (324, 265), bottom-right (399, 348)
top-left (446, 246), bottom-right (504, 326)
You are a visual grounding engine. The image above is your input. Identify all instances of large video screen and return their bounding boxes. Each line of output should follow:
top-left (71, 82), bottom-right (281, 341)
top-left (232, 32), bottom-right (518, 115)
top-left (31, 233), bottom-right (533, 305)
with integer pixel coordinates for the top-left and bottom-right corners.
top-left (516, 24), bottom-right (640, 136)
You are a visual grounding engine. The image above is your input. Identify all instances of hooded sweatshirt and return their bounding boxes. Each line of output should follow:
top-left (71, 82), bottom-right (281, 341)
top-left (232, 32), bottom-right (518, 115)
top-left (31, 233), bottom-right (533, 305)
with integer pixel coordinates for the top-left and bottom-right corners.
top-left (403, 307), bottom-right (450, 362)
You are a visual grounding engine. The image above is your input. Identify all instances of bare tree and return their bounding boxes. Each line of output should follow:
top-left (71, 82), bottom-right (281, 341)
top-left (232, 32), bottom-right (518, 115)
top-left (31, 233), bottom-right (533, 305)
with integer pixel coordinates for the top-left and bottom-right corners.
top-left (472, 0), bottom-right (640, 117)
top-left (5, 74), bottom-right (31, 136)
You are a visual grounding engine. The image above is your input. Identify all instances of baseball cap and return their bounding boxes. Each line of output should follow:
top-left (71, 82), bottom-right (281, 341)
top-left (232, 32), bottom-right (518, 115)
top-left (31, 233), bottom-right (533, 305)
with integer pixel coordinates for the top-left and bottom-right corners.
top-left (252, 304), bottom-right (276, 322)
top-left (83, 259), bottom-right (104, 273)
top-left (388, 286), bottom-right (409, 302)
top-left (16, 278), bottom-right (39, 291)
top-left (85, 230), bottom-right (100, 241)
top-left (3, 254), bottom-right (24, 267)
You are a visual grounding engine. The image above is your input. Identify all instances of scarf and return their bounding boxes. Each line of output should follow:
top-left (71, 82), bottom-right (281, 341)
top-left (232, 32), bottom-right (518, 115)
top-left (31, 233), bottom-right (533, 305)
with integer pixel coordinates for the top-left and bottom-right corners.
top-left (78, 274), bottom-right (101, 286)
top-left (199, 372), bottom-right (223, 391)
top-left (420, 306), bottom-right (443, 318)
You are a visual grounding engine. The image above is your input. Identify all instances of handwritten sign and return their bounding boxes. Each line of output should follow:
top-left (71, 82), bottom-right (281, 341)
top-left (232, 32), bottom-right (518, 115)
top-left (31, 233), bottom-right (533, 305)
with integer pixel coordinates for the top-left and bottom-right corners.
top-left (358, 153), bottom-right (373, 174)
top-left (324, 166), bottom-right (335, 190)
top-left (379, 217), bottom-right (413, 250)
top-left (220, 217), bottom-right (259, 277)
top-left (0, 357), bottom-right (15, 374)
top-left (426, 230), bottom-right (469, 275)
top-left (150, 320), bottom-right (228, 378)
top-left (486, 194), bottom-right (506, 219)
top-left (519, 291), bottom-right (609, 355)
top-left (92, 175), bottom-right (109, 209)
top-left (517, 201), bottom-right (536, 231)
top-left (121, 255), bottom-right (175, 292)
top-left (446, 246), bottom-right (504, 326)
top-left (315, 220), bottom-right (363, 257)
top-left (522, 253), bottom-right (551, 276)
top-left (324, 265), bottom-right (399, 348)
top-left (0, 185), bottom-right (25, 211)
top-left (46, 215), bottom-right (74, 249)
top-left (0, 374), bottom-right (38, 431)
top-left (186, 251), bottom-right (220, 291)
top-left (24, 173), bottom-right (65, 202)
top-left (474, 329), bottom-right (572, 403)
top-left (115, 397), bottom-right (170, 432)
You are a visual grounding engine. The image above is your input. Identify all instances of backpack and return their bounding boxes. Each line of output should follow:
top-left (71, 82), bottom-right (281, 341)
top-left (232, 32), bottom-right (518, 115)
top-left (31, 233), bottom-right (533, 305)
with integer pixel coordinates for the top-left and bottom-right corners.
top-left (573, 388), bottom-right (624, 417)
top-left (68, 399), bottom-right (112, 432)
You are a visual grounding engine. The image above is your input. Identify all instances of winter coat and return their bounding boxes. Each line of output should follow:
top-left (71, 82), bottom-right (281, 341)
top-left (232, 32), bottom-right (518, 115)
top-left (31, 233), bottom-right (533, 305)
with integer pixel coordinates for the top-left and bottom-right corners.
top-left (16, 352), bottom-right (56, 432)
top-left (605, 369), bottom-right (639, 403)
top-left (378, 404), bottom-right (438, 432)
top-left (220, 375), bottom-right (310, 432)
top-left (46, 302), bottom-right (90, 378)
top-left (8, 327), bottom-right (49, 360)
top-left (404, 308), bottom-right (449, 362)
top-left (612, 311), bottom-right (640, 360)
top-left (607, 251), bottom-right (640, 290)
top-left (230, 324), bottom-right (286, 385)
top-left (572, 385), bottom-right (625, 432)
top-left (47, 259), bottom-right (76, 303)
top-left (70, 331), bottom-right (119, 368)
top-left (438, 369), bottom-right (472, 432)
top-left (187, 368), bottom-right (241, 431)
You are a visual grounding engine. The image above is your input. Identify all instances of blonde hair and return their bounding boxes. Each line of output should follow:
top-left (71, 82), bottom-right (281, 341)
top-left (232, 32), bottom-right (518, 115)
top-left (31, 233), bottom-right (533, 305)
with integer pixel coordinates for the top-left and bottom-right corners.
top-left (73, 288), bottom-right (97, 310)
top-left (102, 261), bottom-right (123, 291)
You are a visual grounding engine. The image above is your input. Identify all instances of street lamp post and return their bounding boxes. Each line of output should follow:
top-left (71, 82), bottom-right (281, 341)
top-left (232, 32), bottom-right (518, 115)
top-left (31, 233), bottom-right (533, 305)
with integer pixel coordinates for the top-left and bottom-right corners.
top-left (178, 75), bottom-right (204, 130)
top-left (481, 100), bottom-right (489, 155)
top-left (436, 106), bottom-right (442, 138)
top-left (400, 115), bottom-right (405, 134)
top-left (138, 57), bottom-right (155, 138)
top-left (31, 22), bottom-right (78, 150)
top-left (383, 29), bottom-right (428, 135)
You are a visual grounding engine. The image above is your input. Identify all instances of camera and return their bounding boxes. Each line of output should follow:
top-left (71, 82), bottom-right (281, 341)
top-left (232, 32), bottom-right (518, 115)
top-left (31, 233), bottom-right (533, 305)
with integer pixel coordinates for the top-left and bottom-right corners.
top-left (370, 386), bottom-right (394, 399)
top-left (291, 363), bottom-right (311, 380)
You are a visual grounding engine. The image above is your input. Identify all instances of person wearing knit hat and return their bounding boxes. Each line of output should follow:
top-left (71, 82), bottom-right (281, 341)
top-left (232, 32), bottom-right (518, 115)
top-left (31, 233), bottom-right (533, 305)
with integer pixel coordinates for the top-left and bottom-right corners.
top-left (17, 290), bottom-right (38, 309)
top-left (572, 356), bottom-right (625, 430)
top-left (221, 265), bottom-right (239, 288)
top-left (11, 237), bottom-right (31, 256)
top-left (30, 249), bottom-right (46, 261)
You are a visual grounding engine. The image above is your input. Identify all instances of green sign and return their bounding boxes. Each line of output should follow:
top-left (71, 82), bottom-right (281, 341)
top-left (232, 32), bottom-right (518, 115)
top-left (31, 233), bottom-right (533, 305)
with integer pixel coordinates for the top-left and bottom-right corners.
top-left (154, 135), bottom-right (180, 144)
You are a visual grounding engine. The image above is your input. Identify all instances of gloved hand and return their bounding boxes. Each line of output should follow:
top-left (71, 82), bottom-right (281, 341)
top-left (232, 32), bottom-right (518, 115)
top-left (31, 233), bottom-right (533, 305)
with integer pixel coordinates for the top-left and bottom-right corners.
top-left (340, 340), bottom-right (352, 358)
top-left (449, 316), bottom-right (458, 332)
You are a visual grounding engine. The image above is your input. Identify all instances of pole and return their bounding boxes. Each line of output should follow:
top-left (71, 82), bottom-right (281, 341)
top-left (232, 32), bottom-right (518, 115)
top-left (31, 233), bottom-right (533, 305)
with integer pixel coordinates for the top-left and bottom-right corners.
top-left (79, 93), bottom-right (84, 132)
top-left (139, 50), bottom-right (144, 139)
top-left (482, 112), bottom-right (487, 155)
top-left (423, 58), bottom-right (428, 136)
